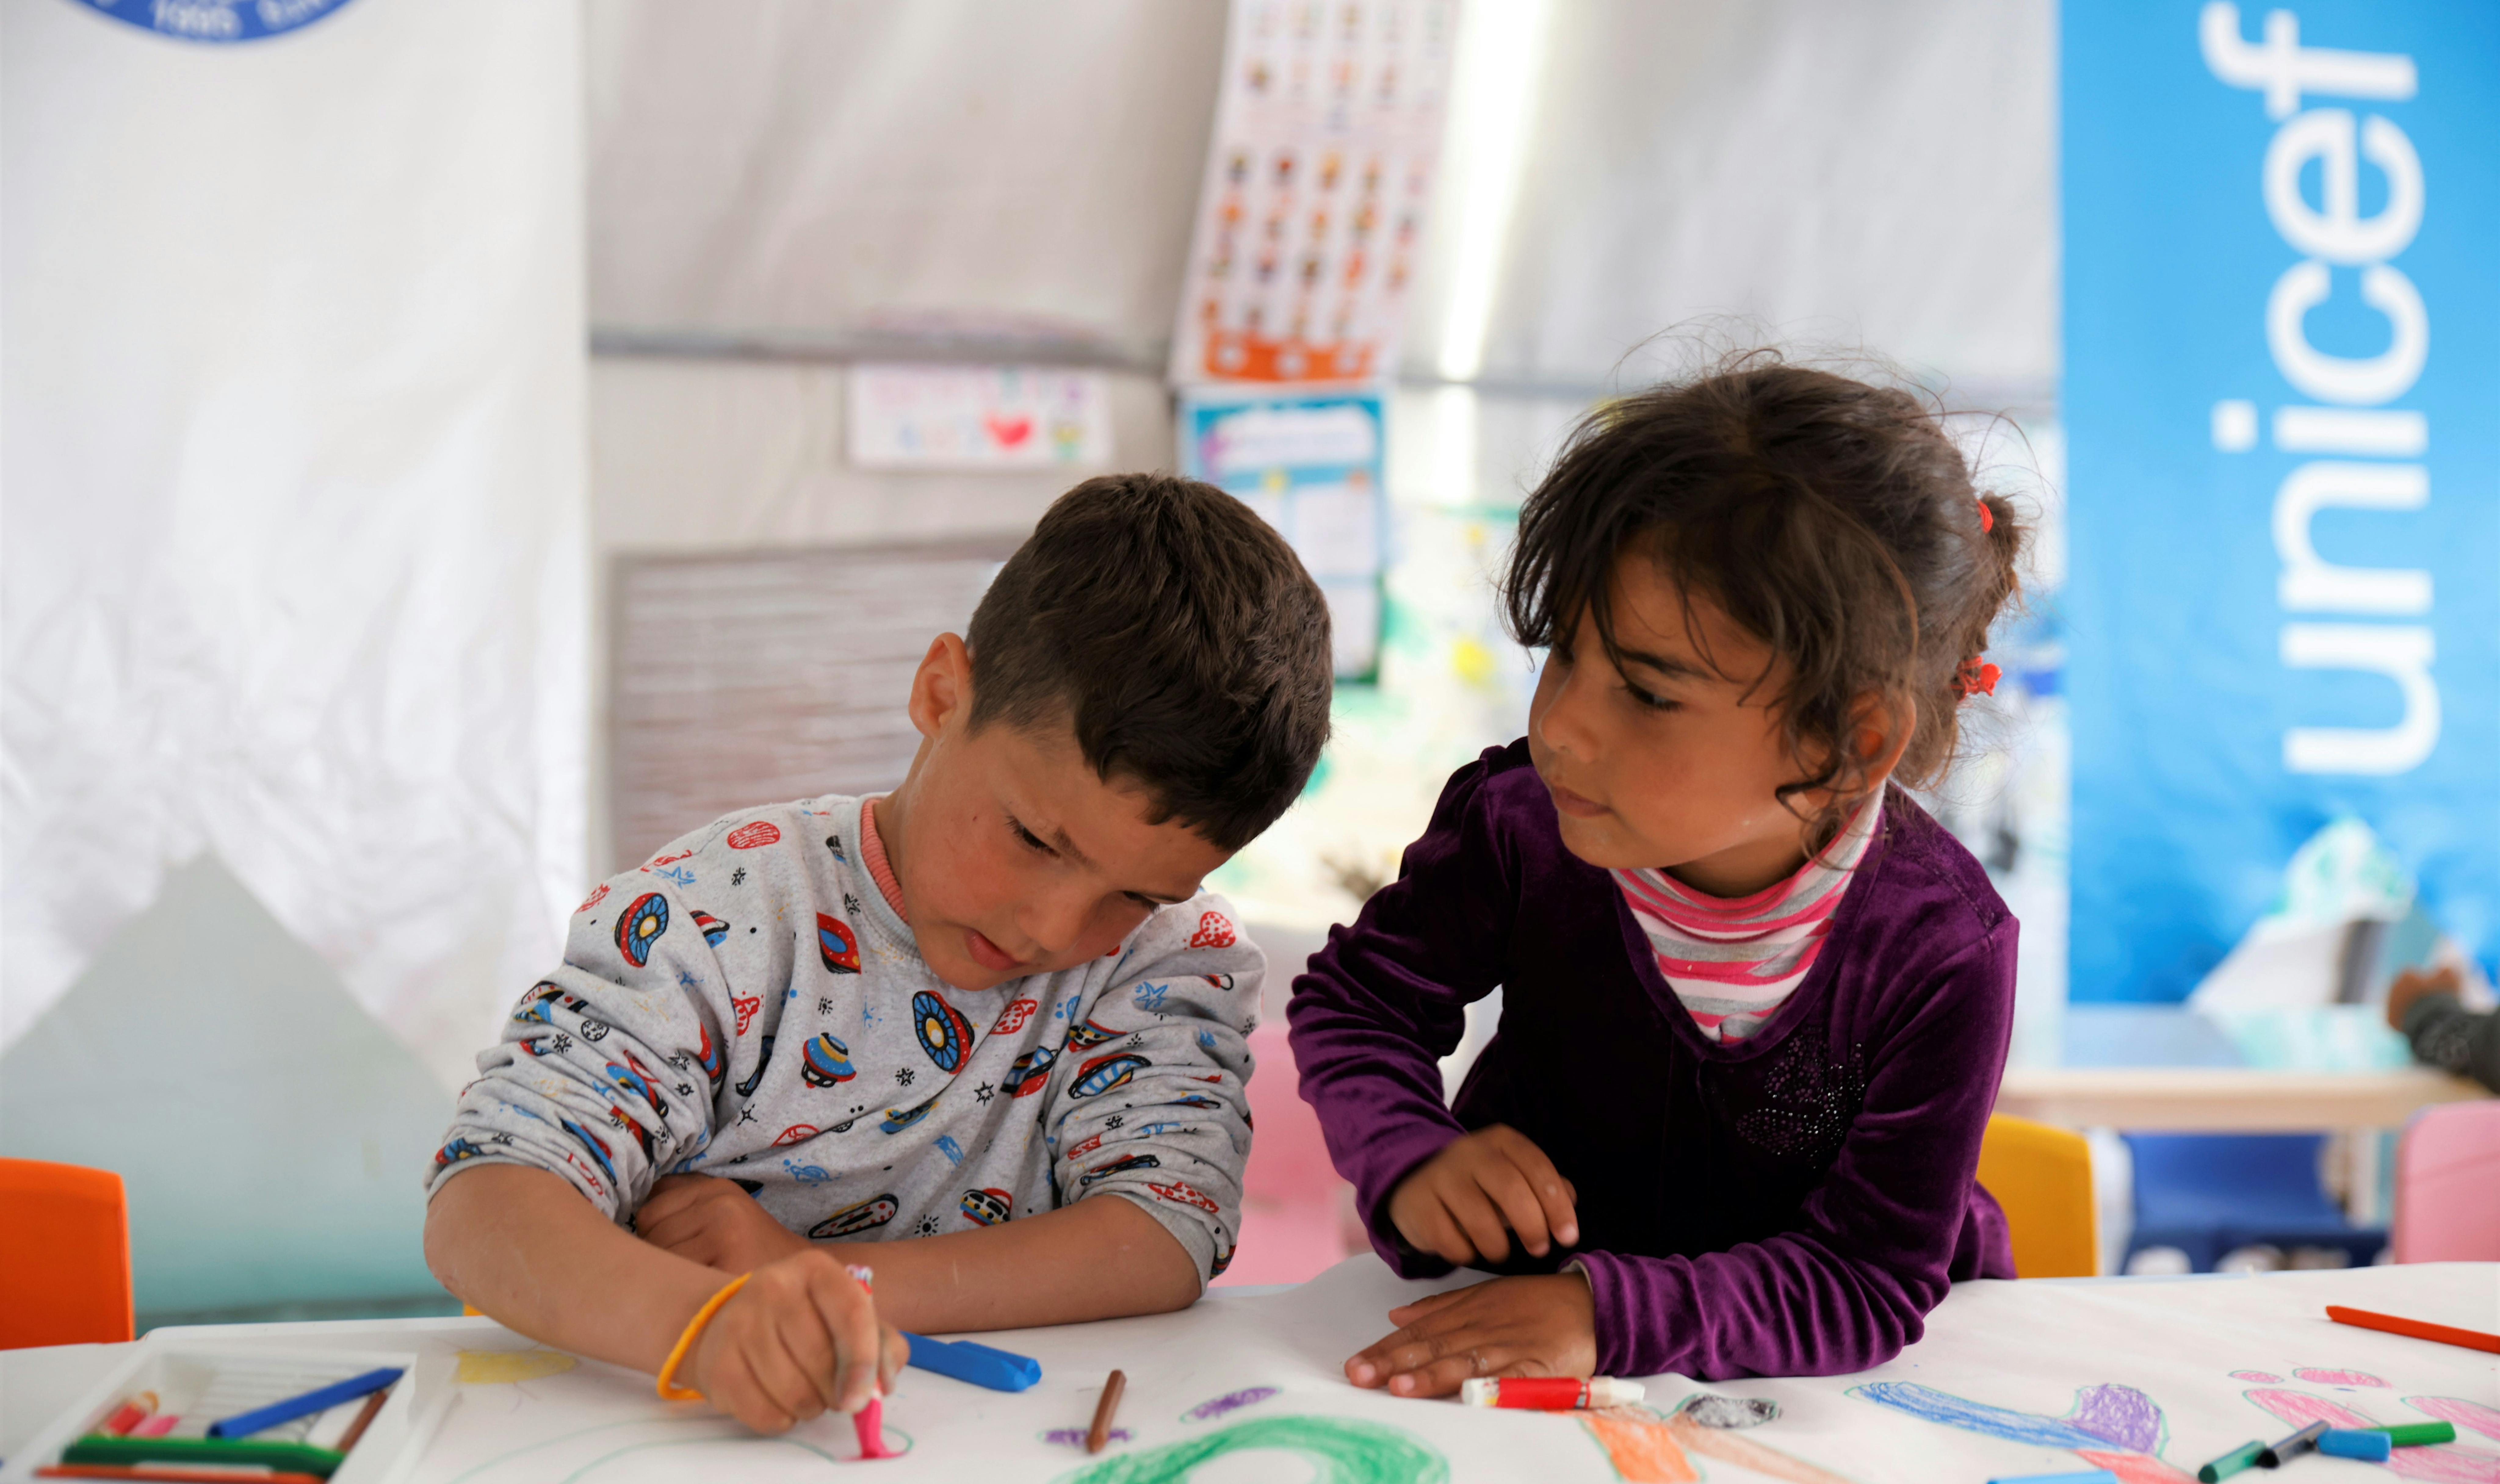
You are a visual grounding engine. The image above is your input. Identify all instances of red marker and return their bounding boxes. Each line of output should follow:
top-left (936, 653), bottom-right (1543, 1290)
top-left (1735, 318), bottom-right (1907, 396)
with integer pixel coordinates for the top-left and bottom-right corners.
top-left (1459, 1377), bottom-right (1646, 1410)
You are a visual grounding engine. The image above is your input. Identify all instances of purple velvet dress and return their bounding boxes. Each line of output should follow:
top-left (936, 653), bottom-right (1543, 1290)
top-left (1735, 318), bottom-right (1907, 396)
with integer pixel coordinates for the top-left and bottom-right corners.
top-left (1287, 740), bottom-right (2019, 1379)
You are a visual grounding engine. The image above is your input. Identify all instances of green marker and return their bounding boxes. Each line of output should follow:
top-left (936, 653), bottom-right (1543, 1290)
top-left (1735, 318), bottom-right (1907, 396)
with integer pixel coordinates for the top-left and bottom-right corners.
top-left (2197, 1439), bottom-right (2267, 1482)
top-left (2366, 1421), bottom-right (2457, 1446)
top-left (62, 1435), bottom-right (346, 1479)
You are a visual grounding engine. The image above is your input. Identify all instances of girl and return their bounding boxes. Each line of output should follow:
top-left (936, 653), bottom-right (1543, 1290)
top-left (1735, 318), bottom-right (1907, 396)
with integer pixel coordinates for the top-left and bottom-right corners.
top-left (1288, 355), bottom-right (2027, 1392)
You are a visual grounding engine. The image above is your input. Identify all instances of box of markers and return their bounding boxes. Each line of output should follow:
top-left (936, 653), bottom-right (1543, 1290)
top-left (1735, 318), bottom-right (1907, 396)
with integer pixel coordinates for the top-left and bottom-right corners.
top-left (0, 1339), bottom-right (452, 1484)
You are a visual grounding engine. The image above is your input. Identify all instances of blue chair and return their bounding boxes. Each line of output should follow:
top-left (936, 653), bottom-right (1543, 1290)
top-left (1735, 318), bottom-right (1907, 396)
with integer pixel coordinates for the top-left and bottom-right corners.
top-left (2122, 1133), bottom-right (2386, 1272)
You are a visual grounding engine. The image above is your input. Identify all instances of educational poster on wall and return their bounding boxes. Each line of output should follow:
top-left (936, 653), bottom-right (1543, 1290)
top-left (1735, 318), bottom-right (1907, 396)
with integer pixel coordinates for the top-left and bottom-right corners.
top-left (1167, 0), bottom-right (1458, 387)
top-left (1182, 391), bottom-right (1386, 680)
top-left (847, 364), bottom-right (1112, 470)
top-left (2062, 2), bottom-right (2500, 1001)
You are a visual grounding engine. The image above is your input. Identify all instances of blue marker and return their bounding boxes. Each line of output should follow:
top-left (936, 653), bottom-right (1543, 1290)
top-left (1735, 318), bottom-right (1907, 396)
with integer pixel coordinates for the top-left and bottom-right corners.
top-left (903, 1332), bottom-right (1041, 1392)
top-left (208, 1366), bottom-right (401, 1439)
top-left (2318, 1429), bottom-right (2394, 1462)
top-left (1985, 1471), bottom-right (2119, 1484)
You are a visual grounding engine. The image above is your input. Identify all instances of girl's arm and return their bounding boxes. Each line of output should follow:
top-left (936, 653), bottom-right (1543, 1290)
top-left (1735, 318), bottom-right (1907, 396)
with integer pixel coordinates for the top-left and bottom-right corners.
top-left (1286, 748), bottom-right (1519, 1271)
top-left (1572, 920), bottom-right (2018, 1380)
top-left (1347, 916), bottom-right (2017, 1392)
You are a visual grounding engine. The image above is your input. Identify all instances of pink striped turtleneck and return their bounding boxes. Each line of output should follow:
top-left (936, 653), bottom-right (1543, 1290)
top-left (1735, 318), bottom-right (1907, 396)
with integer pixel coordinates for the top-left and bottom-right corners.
top-left (1609, 793), bottom-right (1882, 1043)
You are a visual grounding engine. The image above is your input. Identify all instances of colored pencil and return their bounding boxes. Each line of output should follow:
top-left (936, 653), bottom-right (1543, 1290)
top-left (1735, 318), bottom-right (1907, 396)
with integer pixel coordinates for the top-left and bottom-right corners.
top-left (2325, 1304), bottom-right (2500, 1354)
top-left (1086, 1370), bottom-right (1127, 1454)
top-left (207, 1367), bottom-right (401, 1441)
top-left (331, 1385), bottom-right (392, 1455)
top-left (42, 1459), bottom-right (327, 1469)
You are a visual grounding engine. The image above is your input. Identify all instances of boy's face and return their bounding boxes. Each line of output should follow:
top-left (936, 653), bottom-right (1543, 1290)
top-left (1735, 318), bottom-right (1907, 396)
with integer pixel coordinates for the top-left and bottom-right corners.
top-left (1526, 555), bottom-right (1878, 899)
top-left (881, 634), bottom-right (1234, 993)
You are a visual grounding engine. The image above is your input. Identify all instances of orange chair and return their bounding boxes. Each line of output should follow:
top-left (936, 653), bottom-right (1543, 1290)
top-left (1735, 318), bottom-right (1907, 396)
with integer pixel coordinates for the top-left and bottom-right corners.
top-left (0, 1158), bottom-right (135, 1348)
top-left (1976, 1114), bottom-right (2098, 1278)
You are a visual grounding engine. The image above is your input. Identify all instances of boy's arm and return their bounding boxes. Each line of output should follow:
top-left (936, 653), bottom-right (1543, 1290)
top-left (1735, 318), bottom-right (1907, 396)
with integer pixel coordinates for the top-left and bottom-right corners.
top-left (1039, 903), bottom-right (1263, 1288)
top-left (424, 1164), bottom-right (907, 1431)
top-left (425, 1162), bottom-right (731, 1374)
top-left (810, 1196), bottom-right (1199, 1332)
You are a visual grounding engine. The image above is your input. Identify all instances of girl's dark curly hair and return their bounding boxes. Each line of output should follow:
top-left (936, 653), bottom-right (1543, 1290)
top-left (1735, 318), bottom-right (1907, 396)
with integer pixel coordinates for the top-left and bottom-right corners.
top-left (1501, 350), bottom-right (2027, 844)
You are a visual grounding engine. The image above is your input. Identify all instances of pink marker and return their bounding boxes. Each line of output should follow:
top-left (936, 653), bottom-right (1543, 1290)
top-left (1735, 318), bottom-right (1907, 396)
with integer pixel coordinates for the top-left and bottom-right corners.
top-left (1459, 1377), bottom-right (1645, 1410)
top-left (847, 1265), bottom-right (899, 1460)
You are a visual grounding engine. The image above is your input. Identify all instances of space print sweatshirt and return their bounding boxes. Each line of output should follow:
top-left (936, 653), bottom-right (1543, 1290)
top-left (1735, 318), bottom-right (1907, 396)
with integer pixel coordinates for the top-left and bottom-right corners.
top-left (426, 794), bottom-right (1260, 1283)
top-left (1288, 741), bottom-right (2019, 1379)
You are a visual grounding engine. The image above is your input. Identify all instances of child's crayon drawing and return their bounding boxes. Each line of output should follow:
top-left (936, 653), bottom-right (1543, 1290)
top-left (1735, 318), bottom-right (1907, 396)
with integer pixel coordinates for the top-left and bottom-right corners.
top-left (1579, 1407), bottom-right (1699, 1483)
top-left (1855, 1373), bottom-right (2500, 1484)
top-left (453, 1349), bottom-right (576, 1385)
top-left (2290, 1367), bottom-right (2386, 1387)
top-left (1053, 1415), bottom-right (1443, 1484)
top-left (1578, 1407), bottom-right (1858, 1484)
top-left (1180, 1386), bottom-right (1278, 1423)
top-left (2239, 1389), bottom-right (2500, 1482)
top-left (1850, 1381), bottom-right (2191, 1483)
top-left (2414, 1397), bottom-right (2500, 1444)
top-left (1042, 1426), bottom-right (1136, 1449)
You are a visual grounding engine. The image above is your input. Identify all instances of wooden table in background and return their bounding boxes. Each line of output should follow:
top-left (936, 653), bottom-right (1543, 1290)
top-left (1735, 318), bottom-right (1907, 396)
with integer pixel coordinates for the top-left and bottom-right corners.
top-left (1996, 1064), bottom-right (2485, 1131)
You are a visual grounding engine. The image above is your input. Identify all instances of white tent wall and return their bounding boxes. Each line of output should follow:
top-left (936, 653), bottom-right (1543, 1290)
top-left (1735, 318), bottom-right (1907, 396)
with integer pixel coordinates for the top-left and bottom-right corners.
top-left (0, 0), bottom-right (585, 1320)
top-left (0, 0), bottom-right (2059, 1322)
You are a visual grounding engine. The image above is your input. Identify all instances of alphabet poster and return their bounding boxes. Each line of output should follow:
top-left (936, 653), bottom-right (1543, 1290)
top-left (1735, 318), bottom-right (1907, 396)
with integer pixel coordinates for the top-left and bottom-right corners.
top-left (1167, 0), bottom-right (1458, 387)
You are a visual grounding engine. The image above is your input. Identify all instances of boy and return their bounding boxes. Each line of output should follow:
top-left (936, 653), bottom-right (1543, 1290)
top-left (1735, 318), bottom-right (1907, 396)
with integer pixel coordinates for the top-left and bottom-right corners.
top-left (423, 474), bottom-right (1333, 1433)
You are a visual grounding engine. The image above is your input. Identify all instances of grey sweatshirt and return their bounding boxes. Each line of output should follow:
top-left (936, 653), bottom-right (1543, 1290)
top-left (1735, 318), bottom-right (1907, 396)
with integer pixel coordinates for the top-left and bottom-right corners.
top-left (426, 794), bottom-right (1260, 1282)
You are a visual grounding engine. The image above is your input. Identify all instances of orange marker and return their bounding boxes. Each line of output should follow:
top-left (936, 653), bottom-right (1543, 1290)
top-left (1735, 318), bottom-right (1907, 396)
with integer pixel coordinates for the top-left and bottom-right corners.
top-left (2326, 1305), bottom-right (2500, 1355)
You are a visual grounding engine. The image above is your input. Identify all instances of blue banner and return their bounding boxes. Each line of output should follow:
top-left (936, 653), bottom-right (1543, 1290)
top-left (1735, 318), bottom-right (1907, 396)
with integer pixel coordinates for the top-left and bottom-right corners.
top-left (2065, 2), bottom-right (2500, 1001)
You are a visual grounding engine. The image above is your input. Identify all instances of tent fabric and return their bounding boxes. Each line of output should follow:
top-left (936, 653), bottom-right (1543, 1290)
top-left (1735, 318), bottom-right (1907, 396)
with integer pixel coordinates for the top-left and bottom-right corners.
top-left (586, 0), bottom-right (2054, 397)
top-left (0, 0), bottom-right (588, 1091)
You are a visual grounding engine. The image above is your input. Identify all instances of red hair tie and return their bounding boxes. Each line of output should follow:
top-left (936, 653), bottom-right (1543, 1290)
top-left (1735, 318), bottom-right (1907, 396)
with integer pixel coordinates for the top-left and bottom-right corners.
top-left (1977, 499), bottom-right (1994, 534)
top-left (1952, 656), bottom-right (2000, 701)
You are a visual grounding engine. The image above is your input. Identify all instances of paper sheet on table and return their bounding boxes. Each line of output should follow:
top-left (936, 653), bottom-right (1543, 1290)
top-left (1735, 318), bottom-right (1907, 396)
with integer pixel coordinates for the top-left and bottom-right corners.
top-left (172, 1256), bottom-right (2499, 1482)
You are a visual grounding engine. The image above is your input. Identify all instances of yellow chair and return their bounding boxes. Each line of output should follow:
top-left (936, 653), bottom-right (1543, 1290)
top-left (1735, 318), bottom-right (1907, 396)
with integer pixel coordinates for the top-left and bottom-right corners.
top-left (1977, 1114), bottom-right (2097, 1277)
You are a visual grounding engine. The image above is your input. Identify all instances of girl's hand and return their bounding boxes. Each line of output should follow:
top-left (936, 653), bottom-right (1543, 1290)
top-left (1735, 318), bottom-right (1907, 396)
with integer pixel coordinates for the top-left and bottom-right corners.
top-left (687, 1250), bottom-right (909, 1433)
top-left (640, 1174), bottom-right (811, 1274)
top-left (1344, 1272), bottom-right (1599, 1397)
top-left (1387, 1124), bottom-right (1580, 1265)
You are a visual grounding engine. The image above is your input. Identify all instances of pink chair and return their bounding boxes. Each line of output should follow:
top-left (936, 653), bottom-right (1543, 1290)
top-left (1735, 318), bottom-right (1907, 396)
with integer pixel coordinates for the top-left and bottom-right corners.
top-left (2392, 1100), bottom-right (2500, 1263)
top-left (1216, 1023), bottom-right (1362, 1286)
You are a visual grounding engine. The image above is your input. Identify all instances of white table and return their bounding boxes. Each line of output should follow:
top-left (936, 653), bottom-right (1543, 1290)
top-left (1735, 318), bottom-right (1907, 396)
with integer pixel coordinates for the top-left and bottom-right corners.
top-left (7, 1257), bottom-right (2494, 1482)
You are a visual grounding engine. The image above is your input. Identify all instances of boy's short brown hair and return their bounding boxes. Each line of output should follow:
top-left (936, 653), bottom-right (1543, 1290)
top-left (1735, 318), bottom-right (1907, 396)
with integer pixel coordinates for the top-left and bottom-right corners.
top-left (966, 473), bottom-right (1332, 852)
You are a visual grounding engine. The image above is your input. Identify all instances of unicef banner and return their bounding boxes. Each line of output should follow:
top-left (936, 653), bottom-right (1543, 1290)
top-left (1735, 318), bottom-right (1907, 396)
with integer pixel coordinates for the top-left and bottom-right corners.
top-left (2064, 2), bottom-right (2500, 1000)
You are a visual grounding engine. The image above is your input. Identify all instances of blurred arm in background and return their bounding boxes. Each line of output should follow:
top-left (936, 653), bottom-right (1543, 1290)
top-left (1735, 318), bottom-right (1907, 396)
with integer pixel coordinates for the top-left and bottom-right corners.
top-left (2386, 966), bottom-right (2500, 1095)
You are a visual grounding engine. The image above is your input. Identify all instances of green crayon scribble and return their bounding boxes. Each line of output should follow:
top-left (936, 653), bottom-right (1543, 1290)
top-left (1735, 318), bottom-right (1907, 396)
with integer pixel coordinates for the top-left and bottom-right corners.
top-left (1056, 1414), bottom-right (1447, 1484)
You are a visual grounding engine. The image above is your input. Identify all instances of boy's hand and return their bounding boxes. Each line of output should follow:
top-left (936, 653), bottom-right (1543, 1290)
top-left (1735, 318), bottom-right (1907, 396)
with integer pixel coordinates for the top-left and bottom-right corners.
top-left (640, 1174), bottom-right (810, 1274)
top-left (688, 1249), bottom-right (909, 1433)
top-left (1344, 1272), bottom-right (1598, 1397)
top-left (1387, 1124), bottom-right (1579, 1266)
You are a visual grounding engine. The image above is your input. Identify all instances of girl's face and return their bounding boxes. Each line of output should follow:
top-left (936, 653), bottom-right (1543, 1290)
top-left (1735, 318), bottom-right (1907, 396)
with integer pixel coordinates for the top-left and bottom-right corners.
top-left (1527, 556), bottom-right (1844, 898)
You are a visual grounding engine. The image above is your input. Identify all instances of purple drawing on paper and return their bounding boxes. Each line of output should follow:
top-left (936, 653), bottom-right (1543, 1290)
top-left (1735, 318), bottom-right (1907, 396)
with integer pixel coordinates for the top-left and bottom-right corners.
top-left (1182, 1387), bottom-right (1280, 1424)
top-left (2229, 1371), bottom-right (2283, 1383)
top-left (1042, 1427), bottom-right (1135, 1449)
top-left (2070, 1383), bottom-right (2166, 1454)
top-left (2291, 1367), bottom-right (2386, 1388)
